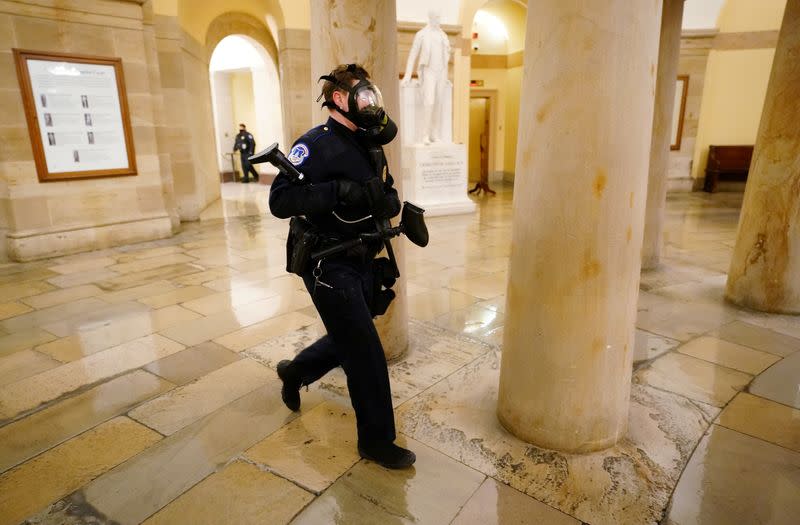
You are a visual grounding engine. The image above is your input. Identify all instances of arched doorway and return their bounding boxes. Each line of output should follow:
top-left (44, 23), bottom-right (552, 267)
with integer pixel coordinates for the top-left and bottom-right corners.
top-left (209, 34), bottom-right (284, 186)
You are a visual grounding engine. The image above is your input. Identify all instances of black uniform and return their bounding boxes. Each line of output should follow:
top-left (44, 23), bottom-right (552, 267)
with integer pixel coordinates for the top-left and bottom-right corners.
top-left (234, 130), bottom-right (259, 182)
top-left (269, 117), bottom-right (401, 445)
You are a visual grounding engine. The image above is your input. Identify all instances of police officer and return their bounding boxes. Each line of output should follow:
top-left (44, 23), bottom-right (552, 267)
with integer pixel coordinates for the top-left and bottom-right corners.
top-left (233, 123), bottom-right (259, 183)
top-left (268, 64), bottom-right (414, 469)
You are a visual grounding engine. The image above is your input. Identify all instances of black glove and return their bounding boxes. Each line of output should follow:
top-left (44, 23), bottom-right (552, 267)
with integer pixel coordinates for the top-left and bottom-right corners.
top-left (372, 189), bottom-right (402, 219)
top-left (336, 179), bottom-right (366, 207)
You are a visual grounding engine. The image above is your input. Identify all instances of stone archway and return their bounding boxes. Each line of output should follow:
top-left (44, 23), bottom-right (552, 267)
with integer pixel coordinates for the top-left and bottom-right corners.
top-left (205, 12), bottom-right (280, 67)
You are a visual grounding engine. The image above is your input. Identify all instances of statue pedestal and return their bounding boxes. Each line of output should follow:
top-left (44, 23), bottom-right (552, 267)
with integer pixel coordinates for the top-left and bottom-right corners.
top-left (402, 143), bottom-right (476, 217)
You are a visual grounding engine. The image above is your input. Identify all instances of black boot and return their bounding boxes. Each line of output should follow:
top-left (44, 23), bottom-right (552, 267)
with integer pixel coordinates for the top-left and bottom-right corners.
top-left (276, 360), bottom-right (302, 411)
top-left (357, 441), bottom-right (416, 469)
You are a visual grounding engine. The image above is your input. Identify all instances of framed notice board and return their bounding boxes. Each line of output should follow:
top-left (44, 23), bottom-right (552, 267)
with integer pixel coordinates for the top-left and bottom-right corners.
top-left (13, 49), bottom-right (137, 182)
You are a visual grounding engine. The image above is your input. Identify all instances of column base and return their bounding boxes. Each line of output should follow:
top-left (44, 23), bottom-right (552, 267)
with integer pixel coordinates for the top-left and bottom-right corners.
top-left (497, 407), bottom-right (626, 454)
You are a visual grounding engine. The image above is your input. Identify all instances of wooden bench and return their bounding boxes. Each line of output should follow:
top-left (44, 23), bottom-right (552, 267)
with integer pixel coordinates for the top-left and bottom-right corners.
top-left (704, 145), bottom-right (754, 192)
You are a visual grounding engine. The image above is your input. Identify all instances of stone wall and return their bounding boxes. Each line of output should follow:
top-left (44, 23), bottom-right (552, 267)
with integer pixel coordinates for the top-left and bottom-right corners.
top-left (0, 0), bottom-right (176, 261)
top-left (153, 12), bottom-right (219, 221)
top-left (278, 29), bottom-right (311, 144)
top-left (668, 29), bottom-right (716, 192)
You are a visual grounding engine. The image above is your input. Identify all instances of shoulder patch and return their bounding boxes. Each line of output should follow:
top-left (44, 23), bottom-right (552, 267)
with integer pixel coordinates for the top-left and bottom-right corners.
top-left (287, 143), bottom-right (310, 166)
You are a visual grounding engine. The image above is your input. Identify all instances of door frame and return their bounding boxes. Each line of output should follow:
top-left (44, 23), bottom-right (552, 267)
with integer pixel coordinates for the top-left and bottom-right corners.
top-left (469, 89), bottom-right (498, 183)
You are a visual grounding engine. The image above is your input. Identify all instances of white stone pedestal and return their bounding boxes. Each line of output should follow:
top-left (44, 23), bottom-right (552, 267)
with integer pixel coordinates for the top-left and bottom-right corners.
top-left (402, 143), bottom-right (476, 217)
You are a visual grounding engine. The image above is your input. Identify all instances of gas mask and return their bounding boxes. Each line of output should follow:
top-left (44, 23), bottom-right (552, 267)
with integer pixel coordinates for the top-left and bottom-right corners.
top-left (318, 66), bottom-right (398, 145)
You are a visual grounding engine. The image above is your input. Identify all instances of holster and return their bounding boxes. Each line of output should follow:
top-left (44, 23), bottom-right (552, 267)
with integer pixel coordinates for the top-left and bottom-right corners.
top-left (286, 216), bottom-right (320, 275)
top-left (370, 257), bottom-right (397, 317)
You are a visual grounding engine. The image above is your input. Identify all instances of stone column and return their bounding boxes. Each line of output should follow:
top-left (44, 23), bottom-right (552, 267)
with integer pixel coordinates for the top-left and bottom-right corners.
top-left (497, 1), bottom-right (661, 452)
top-left (642, 0), bottom-right (685, 270)
top-left (310, 0), bottom-right (408, 359)
top-left (278, 29), bottom-right (312, 144)
top-left (726, 0), bottom-right (800, 314)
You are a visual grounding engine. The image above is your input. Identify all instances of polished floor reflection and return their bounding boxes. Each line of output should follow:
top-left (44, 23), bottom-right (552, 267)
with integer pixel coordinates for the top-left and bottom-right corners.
top-left (0, 186), bottom-right (798, 524)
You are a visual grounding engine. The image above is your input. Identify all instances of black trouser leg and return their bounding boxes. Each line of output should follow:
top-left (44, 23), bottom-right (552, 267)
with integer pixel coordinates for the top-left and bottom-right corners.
top-left (291, 335), bottom-right (341, 385)
top-left (240, 154), bottom-right (259, 182)
top-left (296, 262), bottom-right (396, 444)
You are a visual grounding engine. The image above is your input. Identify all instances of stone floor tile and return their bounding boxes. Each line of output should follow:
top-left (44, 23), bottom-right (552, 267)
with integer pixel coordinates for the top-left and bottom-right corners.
top-left (203, 268), bottom-right (280, 292)
top-left (0, 334), bottom-right (184, 421)
top-left (141, 460), bottom-right (313, 525)
top-left (0, 370), bottom-right (173, 473)
top-left (243, 325), bottom-right (325, 370)
top-left (0, 329), bottom-right (57, 358)
top-left (137, 285), bottom-right (216, 309)
top-left (160, 294), bottom-right (312, 347)
top-left (245, 400), bottom-right (360, 494)
top-left (143, 341), bottom-right (241, 385)
top-left (749, 351), bottom-right (800, 410)
top-left (727, 309), bottom-right (800, 340)
top-left (245, 320), bottom-right (491, 407)
top-left (35, 305), bottom-right (200, 362)
top-left (634, 352), bottom-right (752, 407)
top-left (46, 268), bottom-right (120, 289)
top-left (172, 266), bottom-right (238, 286)
top-left (114, 245), bottom-right (184, 263)
top-left (20, 285), bottom-right (104, 310)
top-left (129, 359), bottom-right (273, 435)
top-left (181, 286), bottom-right (282, 316)
top-left (28, 385), bottom-right (322, 525)
top-left (0, 349), bottom-right (61, 388)
top-left (96, 263), bottom-right (203, 291)
top-left (636, 291), bottom-right (736, 341)
top-left (677, 335), bottom-right (780, 375)
top-left (433, 304), bottom-right (504, 345)
top-left (474, 295), bottom-right (506, 314)
top-left (638, 263), bottom-right (724, 292)
top-left (213, 311), bottom-right (317, 352)
top-left (0, 298), bottom-right (110, 334)
top-left (716, 393), bottom-right (800, 453)
top-left (451, 478), bottom-right (580, 525)
top-left (664, 425), bottom-right (800, 525)
top-left (409, 267), bottom-right (488, 290)
top-left (47, 256), bottom-right (117, 275)
top-left (0, 280), bottom-right (56, 302)
top-left (39, 301), bottom-right (154, 338)
top-left (0, 301), bottom-right (33, 320)
top-left (634, 329), bottom-right (680, 363)
top-left (107, 253), bottom-right (195, 275)
top-left (100, 280), bottom-right (179, 303)
top-left (406, 289), bottom-right (480, 321)
top-left (463, 256), bottom-right (510, 274)
top-left (291, 436), bottom-right (486, 525)
top-left (711, 320), bottom-right (800, 357)
top-left (0, 417), bottom-right (161, 525)
top-left (0, 268), bottom-right (58, 287)
top-left (447, 271), bottom-right (508, 300)
top-left (397, 351), bottom-right (717, 525)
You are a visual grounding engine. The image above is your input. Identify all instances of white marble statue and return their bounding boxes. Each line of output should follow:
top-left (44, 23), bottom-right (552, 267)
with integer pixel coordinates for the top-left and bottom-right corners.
top-left (401, 10), bottom-right (451, 145)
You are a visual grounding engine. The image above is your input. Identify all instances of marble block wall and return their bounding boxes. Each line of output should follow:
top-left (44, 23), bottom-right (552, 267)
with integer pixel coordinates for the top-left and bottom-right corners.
top-left (278, 29), bottom-right (312, 145)
top-left (153, 13), bottom-right (219, 222)
top-left (0, 0), bottom-right (177, 261)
